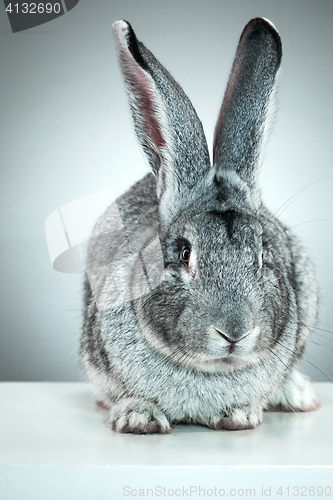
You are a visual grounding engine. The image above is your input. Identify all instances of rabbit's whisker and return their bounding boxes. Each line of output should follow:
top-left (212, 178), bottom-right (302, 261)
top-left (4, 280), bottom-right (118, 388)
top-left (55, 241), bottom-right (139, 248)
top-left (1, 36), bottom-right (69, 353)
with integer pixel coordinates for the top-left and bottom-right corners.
top-left (263, 219), bottom-right (333, 246)
top-left (261, 178), bottom-right (326, 234)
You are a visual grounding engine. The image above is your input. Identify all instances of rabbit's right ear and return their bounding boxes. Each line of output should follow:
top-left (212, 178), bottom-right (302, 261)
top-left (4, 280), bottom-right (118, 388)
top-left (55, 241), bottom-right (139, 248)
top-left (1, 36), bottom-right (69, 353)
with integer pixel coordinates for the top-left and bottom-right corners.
top-left (213, 18), bottom-right (282, 200)
top-left (112, 21), bottom-right (211, 224)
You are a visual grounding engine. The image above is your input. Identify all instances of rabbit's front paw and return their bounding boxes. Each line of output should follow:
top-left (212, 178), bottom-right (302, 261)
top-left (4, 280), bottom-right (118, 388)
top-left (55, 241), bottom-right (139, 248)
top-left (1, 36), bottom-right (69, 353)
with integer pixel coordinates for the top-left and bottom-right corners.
top-left (109, 398), bottom-right (173, 434)
top-left (209, 406), bottom-right (263, 431)
top-left (267, 371), bottom-right (321, 412)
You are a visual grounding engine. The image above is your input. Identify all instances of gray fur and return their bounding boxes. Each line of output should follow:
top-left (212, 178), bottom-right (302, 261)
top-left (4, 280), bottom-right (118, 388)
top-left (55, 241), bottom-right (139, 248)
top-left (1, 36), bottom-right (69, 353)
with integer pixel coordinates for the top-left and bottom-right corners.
top-left (81, 18), bottom-right (320, 434)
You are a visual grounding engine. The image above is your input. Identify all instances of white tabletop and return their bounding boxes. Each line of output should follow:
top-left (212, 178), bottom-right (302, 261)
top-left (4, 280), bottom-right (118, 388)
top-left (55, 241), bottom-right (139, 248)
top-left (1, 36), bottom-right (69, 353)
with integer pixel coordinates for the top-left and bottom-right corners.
top-left (0, 381), bottom-right (332, 467)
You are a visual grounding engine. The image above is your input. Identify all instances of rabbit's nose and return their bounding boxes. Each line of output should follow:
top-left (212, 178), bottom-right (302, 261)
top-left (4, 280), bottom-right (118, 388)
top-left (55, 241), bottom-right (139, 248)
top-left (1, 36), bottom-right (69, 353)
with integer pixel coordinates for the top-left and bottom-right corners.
top-left (214, 300), bottom-right (255, 340)
top-left (214, 328), bottom-right (237, 353)
top-left (214, 327), bottom-right (251, 353)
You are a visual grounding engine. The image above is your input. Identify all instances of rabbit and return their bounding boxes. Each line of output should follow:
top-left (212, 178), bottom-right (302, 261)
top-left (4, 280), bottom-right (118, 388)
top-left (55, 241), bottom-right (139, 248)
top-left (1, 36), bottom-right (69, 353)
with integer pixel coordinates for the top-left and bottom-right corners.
top-left (81, 17), bottom-right (321, 434)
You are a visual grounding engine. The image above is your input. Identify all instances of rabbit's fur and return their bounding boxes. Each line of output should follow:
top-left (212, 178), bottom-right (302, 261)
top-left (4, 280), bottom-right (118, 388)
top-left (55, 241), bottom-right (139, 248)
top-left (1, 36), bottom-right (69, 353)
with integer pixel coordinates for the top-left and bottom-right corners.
top-left (81, 18), bottom-right (320, 433)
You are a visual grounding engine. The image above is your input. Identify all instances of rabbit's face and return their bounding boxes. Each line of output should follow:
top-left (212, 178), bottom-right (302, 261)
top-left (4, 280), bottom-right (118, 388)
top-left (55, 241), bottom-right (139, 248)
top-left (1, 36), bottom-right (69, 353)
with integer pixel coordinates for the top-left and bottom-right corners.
top-left (134, 208), bottom-right (289, 372)
top-left (113, 17), bottom-right (286, 372)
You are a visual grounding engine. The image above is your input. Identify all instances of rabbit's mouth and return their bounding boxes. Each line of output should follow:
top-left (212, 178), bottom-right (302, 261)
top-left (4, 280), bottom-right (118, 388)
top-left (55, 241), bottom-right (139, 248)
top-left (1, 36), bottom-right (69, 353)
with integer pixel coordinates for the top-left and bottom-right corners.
top-left (181, 324), bottom-right (262, 372)
top-left (206, 324), bottom-right (260, 358)
top-left (213, 326), bottom-right (253, 355)
top-left (193, 350), bottom-right (261, 373)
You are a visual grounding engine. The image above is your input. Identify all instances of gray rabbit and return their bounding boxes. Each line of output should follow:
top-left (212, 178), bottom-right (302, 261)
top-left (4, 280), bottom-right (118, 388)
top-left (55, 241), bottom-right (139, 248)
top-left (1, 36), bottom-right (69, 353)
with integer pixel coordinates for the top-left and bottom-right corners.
top-left (81, 18), bottom-right (320, 434)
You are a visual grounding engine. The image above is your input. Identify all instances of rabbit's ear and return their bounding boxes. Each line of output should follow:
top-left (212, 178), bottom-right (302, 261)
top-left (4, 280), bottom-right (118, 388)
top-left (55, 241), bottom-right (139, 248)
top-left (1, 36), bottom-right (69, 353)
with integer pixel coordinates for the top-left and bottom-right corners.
top-left (112, 21), bottom-right (211, 222)
top-left (213, 18), bottom-right (282, 196)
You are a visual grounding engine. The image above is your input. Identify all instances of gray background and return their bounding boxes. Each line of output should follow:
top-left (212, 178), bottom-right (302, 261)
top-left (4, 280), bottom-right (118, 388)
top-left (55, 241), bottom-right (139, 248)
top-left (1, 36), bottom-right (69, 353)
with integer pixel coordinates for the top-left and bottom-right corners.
top-left (0, 0), bottom-right (332, 382)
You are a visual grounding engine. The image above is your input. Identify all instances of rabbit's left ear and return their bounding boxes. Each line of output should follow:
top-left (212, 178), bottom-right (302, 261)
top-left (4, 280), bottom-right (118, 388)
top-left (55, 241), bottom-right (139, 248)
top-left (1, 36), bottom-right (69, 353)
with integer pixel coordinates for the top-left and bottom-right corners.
top-left (213, 18), bottom-right (282, 199)
top-left (112, 21), bottom-right (211, 224)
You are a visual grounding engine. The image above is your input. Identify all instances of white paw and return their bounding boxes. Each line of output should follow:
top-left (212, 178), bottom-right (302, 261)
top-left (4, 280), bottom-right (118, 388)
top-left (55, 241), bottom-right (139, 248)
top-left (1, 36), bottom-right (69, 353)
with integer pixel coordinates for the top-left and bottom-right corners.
top-left (209, 406), bottom-right (263, 430)
top-left (109, 398), bottom-right (172, 434)
top-left (267, 371), bottom-right (321, 412)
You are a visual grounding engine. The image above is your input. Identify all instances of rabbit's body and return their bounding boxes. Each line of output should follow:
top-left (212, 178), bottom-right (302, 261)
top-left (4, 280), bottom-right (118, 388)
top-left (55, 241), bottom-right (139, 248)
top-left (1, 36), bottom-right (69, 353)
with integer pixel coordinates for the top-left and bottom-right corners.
top-left (81, 18), bottom-right (320, 433)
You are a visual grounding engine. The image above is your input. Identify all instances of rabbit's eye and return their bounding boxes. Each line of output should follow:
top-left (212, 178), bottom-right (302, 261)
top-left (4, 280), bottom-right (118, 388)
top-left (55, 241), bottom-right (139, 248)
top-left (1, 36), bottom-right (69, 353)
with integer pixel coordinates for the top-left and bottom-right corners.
top-left (180, 245), bottom-right (191, 265)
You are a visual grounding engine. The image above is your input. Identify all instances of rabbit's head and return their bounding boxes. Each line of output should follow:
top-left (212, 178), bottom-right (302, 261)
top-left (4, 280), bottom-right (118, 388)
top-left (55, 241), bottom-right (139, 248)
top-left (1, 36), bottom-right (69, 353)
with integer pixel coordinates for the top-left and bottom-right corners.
top-left (112, 19), bottom-right (289, 372)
